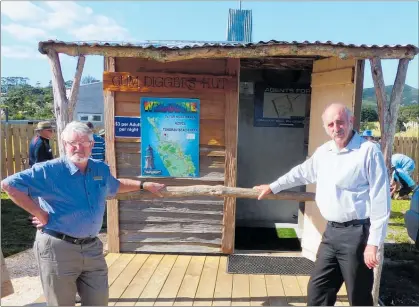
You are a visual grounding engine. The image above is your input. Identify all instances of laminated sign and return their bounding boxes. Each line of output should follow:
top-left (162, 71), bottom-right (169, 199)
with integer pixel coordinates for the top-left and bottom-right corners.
top-left (140, 97), bottom-right (200, 178)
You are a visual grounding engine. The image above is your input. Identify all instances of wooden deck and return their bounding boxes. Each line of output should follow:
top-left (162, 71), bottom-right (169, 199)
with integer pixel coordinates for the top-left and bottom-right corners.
top-left (34, 253), bottom-right (349, 306)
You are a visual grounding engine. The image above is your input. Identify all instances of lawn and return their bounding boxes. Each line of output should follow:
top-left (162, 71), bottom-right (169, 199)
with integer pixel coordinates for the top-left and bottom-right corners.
top-left (1, 192), bottom-right (36, 257)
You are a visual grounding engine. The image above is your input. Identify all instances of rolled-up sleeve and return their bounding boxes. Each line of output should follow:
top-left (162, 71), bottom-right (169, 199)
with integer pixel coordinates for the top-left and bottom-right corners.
top-left (105, 166), bottom-right (120, 197)
top-left (367, 151), bottom-right (391, 246)
top-left (2, 164), bottom-right (48, 195)
top-left (269, 153), bottom-right (318, 194)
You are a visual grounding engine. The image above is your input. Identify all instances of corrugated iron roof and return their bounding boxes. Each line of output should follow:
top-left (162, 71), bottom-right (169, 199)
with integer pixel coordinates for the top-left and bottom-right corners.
top-left (38, 39), bottom-right (418, 51)
top-left (38, 39), bottom-right (419, 61)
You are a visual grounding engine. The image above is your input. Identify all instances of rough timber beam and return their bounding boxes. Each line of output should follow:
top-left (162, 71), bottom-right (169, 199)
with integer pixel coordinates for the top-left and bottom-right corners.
top-left (38, 42), bottom-right (418, 62)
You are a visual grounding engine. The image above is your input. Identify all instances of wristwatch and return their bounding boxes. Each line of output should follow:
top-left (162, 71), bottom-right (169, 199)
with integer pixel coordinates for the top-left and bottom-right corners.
top-left (140, 181), bottom-right (145, 190)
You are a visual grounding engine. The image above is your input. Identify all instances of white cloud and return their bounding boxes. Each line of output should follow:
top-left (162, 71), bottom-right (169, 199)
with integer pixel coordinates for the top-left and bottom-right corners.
top-left (1, 24), bottom-right (50, 42)
top-left (40, 1), bottom-right (94, 30)
top-left (69, 15), bottom-right (131, 41)
top-left (2, 46), bottom-right (46, 59)
top-left (1, 1), bottom-right (46, 22)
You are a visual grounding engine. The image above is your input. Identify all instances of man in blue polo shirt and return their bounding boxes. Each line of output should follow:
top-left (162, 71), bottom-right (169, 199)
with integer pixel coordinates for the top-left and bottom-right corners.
top-left (1, 121), bottom-right (164, 306)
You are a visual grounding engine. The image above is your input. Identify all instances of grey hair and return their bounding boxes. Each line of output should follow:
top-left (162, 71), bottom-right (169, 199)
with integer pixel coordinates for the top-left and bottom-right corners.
top-left (321, 103), bottom-right (353, 123)
top-left (61, 121), bottom-right (93, 141)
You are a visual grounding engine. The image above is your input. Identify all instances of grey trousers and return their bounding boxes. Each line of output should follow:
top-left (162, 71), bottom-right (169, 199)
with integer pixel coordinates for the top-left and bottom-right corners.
top-left (34, 230), bottom-right (108, 306)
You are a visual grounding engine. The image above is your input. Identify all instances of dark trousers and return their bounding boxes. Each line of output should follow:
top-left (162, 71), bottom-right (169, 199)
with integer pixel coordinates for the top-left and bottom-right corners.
top-left (307, 221), bottom-right (374, 306)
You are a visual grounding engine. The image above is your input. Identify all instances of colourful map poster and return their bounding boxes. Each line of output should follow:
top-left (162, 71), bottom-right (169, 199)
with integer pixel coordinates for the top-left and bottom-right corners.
top-left (140, 97), bottom-right (200, 178)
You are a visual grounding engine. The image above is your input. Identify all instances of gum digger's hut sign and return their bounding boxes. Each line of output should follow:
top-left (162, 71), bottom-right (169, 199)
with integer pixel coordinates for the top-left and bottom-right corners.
top-left (103, 72), bottom-right (235, 93)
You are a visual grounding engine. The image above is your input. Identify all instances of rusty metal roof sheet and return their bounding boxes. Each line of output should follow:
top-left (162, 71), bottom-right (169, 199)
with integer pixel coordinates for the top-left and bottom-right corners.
top-left (38, 39), bottom-right (418, 51)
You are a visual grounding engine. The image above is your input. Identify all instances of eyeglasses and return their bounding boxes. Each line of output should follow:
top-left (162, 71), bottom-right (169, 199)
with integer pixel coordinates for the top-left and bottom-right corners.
top-left (65, 141), bottom-right (92, 147)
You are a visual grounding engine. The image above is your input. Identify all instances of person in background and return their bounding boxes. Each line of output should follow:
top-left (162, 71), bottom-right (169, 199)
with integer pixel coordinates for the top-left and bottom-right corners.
top-left (29, 121), bottom-right (54, 166)
top-left (86, 122), bottom-right (105, 162)
top-left (361, 130), bottom-right (381, 150)
top-left (254, 103), bottom-right (390, 306)
top-left (1, 121), bottom-right (165, 306)
top-left (391, 153), bottom-right (416, 198)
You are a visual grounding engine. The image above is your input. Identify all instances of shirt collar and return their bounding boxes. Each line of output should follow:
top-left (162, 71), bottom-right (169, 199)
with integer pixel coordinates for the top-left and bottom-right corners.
top-left (328, 131), bottom-right (362, 153)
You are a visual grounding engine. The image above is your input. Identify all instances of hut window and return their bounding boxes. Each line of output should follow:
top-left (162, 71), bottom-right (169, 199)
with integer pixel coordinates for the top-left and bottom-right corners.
top-left (77, 113), bottom-right (102, 122)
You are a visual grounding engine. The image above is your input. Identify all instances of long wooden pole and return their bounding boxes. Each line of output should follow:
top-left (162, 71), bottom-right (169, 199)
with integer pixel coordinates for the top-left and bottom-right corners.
top-left (114, 185), bottom-right (315, 202)
top-left (47, 50), bottom-right (68, 156)
top-left (47, 51), bottom-right (86, 156)
top-left (369, 57), bottom-right (410, 306)
top-left (68, 55), bottom-right (86, 118)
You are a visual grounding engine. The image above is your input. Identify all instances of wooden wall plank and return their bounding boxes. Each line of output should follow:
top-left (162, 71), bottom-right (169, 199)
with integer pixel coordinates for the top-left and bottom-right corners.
top-left (104, 56), bottom-right (120, 253)
top-left (115, 97), bottom-right (225, 120)
top-left (116, 58), bottom-right (227, 75)
top-left (121, 243), bottom-right (220, 254)
top-left (115, 142), bottom-right (225, 156)
top-left (311, 67), bottom-right (354, 87)
top-left (221, 58), bottom-right (239, 254)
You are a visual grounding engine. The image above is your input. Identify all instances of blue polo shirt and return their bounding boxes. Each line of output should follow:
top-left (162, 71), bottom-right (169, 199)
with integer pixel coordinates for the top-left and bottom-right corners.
top-left (3, 157), bottom-right (120, 238)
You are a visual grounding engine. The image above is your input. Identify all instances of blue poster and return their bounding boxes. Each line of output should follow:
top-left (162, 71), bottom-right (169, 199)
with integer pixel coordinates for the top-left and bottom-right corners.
top-left (140, 97), bottom-right (200, 178)
top-left (114, 116), bottom-right (141, 138)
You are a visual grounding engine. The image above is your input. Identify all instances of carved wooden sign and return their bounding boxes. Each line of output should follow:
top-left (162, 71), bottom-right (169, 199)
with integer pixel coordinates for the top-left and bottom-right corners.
top-left (103, 72), bottom-right (236, 93)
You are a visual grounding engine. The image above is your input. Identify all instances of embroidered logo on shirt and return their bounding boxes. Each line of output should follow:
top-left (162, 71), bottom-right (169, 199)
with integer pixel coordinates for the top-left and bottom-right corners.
top-left (93, 176), bottom-right (103, 181)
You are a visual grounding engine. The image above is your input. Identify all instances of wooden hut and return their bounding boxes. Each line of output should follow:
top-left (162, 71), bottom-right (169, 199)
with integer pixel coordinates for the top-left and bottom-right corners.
top-left (38, 40), bottom-right (418, 261)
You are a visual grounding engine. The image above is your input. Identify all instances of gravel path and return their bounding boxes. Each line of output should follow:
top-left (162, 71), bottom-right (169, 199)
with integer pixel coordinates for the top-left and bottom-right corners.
top-left (1, 233), bottom-right (108, 306)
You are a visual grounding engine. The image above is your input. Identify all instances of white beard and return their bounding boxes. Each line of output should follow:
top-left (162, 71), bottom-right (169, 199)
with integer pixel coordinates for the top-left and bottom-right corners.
top-left (69, 155), bottom-right (88, 163)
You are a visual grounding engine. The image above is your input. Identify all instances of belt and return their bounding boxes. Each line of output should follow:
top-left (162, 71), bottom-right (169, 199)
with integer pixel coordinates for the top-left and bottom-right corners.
top-left (328, 218), bottom-right (370, 228)
top-left (42, 229), bottom-right (97, 245)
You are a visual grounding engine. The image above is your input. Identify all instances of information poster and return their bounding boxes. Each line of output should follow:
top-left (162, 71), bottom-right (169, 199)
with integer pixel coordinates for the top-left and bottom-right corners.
top-left (114, 116), bottom-right (141, 138)
top-left (140, 97), bottom-right (200, 177)
top-left (254, 83), bottom-right (310, 128)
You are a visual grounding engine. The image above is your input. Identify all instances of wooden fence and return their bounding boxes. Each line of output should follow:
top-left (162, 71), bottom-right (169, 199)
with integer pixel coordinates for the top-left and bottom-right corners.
top-left (1, 123), bottom-right (59, 179)
top-left (1, 124), bottom-right (419, 184)
top-left (393, 136), bottom-right (419, 183)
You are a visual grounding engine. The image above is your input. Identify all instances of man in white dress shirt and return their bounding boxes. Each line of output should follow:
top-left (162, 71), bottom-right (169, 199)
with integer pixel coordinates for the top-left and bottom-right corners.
top-left (254, 103), bottom-right (391, 306)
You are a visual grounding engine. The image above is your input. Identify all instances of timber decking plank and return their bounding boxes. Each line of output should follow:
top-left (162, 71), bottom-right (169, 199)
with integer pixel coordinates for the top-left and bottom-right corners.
top-left (135, 255), bottom-right (177, 306)
top-left (154, 255), bottom-right (192, 306)
top-left (249, 275), bottom-right (268, 306)
top-left (108, 254), bottom-right (135, 287)
top-left (281, 275), bottom-right (305, 306)
top-left (115, 254), bottom-right (163, 306)
top-left (108, 254), bottom-right (149, 306)
top-left (212, 257), bottom-right (233, 306)
top-left (231, 274), bottom-right (250, 306)
top-left (193, 256), bottom-right (220, 306)
top-left (173, 256), bottom-right (206, 306)
top-left (264, 275), bottom-right (288, 306)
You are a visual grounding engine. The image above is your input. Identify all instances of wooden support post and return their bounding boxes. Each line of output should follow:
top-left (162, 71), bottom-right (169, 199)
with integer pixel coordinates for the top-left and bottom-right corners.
top-left (47, 51), bottom-right (85, 156)
top-left (370, 57), bottom-right (410, 172)
top-left (47, 50), bottom-right (69, 156)
top-left (68, 55), bottom-right (86, 117)
top-left (104, 56), bottom-right (120, 253)
top-left (221, 58), bottom-right (240, 254)
top-left (369, 57), bottom-right (410, 306)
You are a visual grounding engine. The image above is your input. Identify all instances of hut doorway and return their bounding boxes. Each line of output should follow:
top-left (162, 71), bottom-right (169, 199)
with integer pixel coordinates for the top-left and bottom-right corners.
top-left (235, 58), bottom-right (313, 252)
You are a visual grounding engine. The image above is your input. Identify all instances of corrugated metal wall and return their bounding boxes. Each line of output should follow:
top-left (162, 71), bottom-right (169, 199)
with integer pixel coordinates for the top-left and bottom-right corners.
top-left (227, 9), bottom-right (252, 42)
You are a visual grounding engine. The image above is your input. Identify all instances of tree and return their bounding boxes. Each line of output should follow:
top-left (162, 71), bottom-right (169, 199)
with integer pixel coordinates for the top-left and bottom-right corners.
top-left (2, 82), bottom-right (54, 120)
top-left (65, 80), bottom-right (74, 88)
top-left (360, 105), bottom-right (378, 122)
top-left (1, 77), bottom-right (29, 93)
top-left (81, 75), bottom-right (100, 84)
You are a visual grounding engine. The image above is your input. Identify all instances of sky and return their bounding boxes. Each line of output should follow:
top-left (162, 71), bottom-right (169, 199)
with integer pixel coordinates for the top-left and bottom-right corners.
top-left (1, 1), bottom-right (418, 89)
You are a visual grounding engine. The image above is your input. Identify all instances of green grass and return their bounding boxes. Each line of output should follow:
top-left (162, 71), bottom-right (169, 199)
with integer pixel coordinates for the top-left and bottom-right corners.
top-left (276, 228), bottom-right (297, 239)
top-left (385, 199), bottom-right (419, 261)
top-left (1, 192), bottom-right (36, 257)
top-left (387, 200), bottom-right (412, 243)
